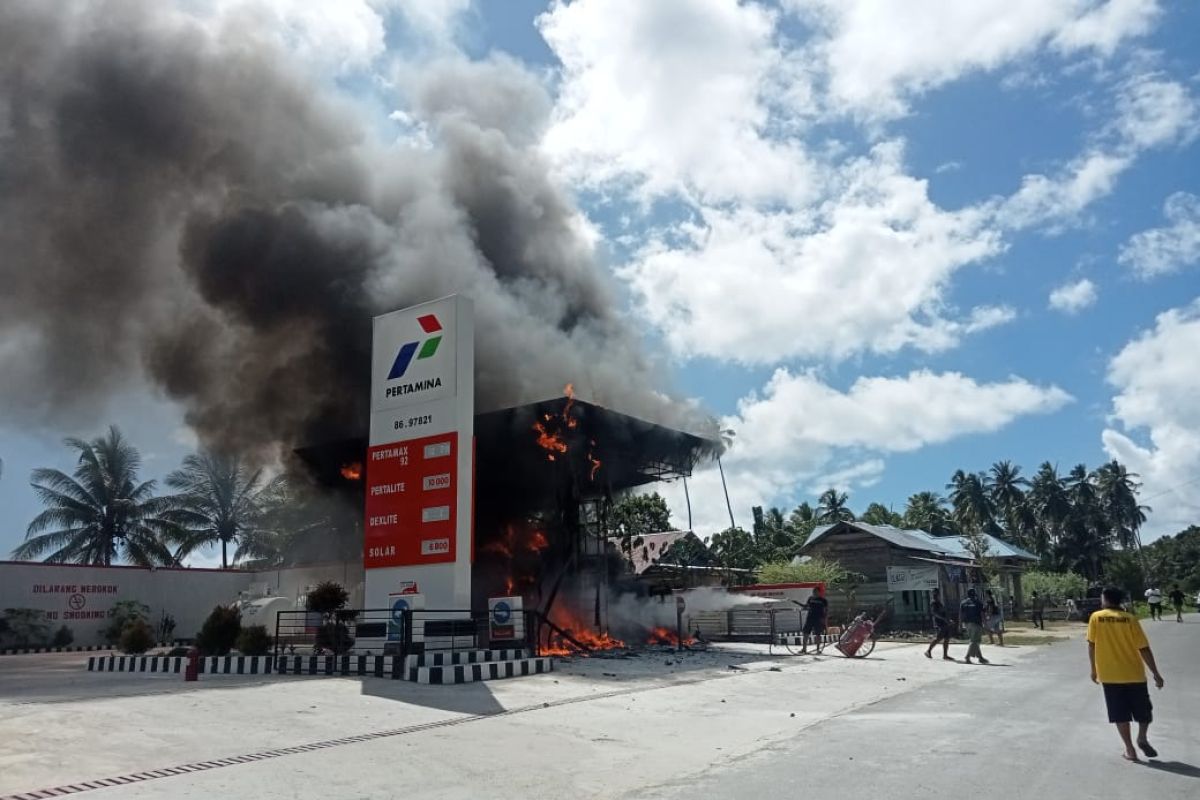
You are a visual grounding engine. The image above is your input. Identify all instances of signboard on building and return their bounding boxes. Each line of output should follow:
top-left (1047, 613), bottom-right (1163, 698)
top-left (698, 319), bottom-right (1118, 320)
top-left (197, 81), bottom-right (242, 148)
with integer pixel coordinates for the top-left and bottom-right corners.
top-left (488, 596), bottom-right (522, 641)
top-left (364, 296), bottom-right (474, 611)
top-left (886, 566), bottom-right (940, 592)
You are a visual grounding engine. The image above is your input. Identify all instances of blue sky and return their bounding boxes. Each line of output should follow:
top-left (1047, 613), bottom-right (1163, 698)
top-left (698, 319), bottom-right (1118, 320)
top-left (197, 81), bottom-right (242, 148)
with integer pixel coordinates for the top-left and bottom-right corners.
top-left (2, 0), bottom-right (1199, 562)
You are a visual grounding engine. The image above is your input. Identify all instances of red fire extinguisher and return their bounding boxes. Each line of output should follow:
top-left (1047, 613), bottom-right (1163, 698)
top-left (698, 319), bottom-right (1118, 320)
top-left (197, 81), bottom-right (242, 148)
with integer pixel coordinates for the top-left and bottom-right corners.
top-left (184, 647), bottom-right (199, 682)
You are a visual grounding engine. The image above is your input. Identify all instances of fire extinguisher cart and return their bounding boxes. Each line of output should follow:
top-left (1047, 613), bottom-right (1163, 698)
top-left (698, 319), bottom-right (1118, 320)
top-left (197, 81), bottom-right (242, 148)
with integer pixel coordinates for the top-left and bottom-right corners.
top-left (833, 602), bottom-right (891, 658)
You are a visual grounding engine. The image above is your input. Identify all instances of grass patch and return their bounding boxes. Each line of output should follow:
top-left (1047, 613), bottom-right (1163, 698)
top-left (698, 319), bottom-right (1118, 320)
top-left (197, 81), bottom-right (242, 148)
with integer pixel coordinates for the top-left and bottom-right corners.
top-left (1000, 634), bottom-right (1069, 646)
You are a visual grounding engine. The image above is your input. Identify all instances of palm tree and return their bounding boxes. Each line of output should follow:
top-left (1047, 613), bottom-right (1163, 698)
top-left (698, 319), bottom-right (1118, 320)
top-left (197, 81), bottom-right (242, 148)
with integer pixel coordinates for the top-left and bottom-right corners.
top-left (1028, 462), bottom-right (1070, 560)
top-left (902, 491), bottom-right (956, 535)
top-left (861, 502), bottom-right (902, 526)
top-left (15, 426), bottom-right (176, 566)
top-left (987, 460), bottom-right (1028, 541)
top-left (946, 470), bottom-right (996, 535)
top-left (815, 489), bottom-right (855, 523)
top-left (1063, 464), bottom-right (1109, 580)
top-left (1093, 460), bottom-right (1149, 553)
top-left (165, 452), bottom-right (268, 568)
top-left (235, 474), bottom-right (355, 567)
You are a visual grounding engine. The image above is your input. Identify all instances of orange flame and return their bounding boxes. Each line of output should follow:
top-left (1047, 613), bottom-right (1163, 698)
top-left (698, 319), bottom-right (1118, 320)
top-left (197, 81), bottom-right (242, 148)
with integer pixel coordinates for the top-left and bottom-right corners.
top-left (528, 531), bottom-right (549, 552)
top-left (533, 421), bottom-right (568, 459)
top-left (542, 605), bottom-right (625, 656)
top-left (587, 452), bottom-right (602, 481)
top-left (563, 383), bottom-right (579, 428)
top-left (646, 626), bottom-right (687, 646)
top-left (339, 462), bottom-right (363, 480)
top-left (504, 577), bottom-right (515, 595)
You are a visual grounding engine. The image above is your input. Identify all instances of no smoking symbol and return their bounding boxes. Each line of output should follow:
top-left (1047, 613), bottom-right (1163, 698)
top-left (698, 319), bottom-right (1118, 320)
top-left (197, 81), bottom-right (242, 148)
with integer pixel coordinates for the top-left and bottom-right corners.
top-left (68, 594), bottom-right (86, 611)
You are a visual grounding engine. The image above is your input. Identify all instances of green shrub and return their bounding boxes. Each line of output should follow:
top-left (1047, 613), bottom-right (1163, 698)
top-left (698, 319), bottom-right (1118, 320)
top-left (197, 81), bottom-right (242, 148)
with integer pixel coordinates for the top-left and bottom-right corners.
top-left (1023, 570), bottom-right (1089, 605)
top-left (119, 619), bottom-right (156, 654)
top-left (756, 557), bottom-right (863, 587)
top-left (236, 625), bottom-right (272, 656)
top-left (1, 608), bottom-right (51, 648)
top-left (195, 605), bottom-right (242, 656)
top-left (51, 625), bottom-right (74, 648)
top-left (315, 622), bottom-right (354, 654)
top-left (104, 600), bottom-right (151, 645)
top-left (306, 581), bottom-right (350, 615)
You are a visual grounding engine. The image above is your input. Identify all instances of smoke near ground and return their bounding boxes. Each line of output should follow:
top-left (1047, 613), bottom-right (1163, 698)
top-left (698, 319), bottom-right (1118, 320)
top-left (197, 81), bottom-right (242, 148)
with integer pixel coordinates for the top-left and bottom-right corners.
top-left (0, 0), bottom-right (712, 458)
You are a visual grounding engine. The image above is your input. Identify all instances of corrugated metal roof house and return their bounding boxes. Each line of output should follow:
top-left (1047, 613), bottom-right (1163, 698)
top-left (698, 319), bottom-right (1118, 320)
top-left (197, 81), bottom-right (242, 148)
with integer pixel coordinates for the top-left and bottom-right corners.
top-left (798, 521), bottom-right (1036, 628)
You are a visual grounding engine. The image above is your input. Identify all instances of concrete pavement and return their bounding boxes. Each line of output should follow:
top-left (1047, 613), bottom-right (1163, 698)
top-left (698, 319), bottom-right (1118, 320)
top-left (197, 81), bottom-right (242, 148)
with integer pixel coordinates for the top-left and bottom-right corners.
top-left (0, 620), bottom-right (1193, 799)
top-left (640, 615), bottom-right (1199, 799)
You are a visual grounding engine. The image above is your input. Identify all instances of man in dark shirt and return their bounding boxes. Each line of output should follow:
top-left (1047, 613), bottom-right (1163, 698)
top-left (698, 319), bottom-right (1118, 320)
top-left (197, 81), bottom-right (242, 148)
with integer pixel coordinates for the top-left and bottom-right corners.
top-left (1030, 590), bottom-right (1046, 630)
top-left (800, 585), bottom-right (829, 654)
top-left (924, 588), bottom-right (954, 660)
top-left (1168, 585), bottom-right (1186, 623)
top-left (961, 587), bottom-right (988, 665)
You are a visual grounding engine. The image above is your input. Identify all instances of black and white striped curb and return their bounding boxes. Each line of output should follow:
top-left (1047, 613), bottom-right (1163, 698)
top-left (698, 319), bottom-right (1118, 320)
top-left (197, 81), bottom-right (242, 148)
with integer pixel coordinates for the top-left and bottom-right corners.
top-left (775, 633), bottom-right (838, 647)
top-left (87, 654), bottom-right (277, 675)
top-left (403, 648), bottom-right (527, 671)
top-left (1, 645), bottom-right (114, 656)
top-left (410, 656), bottom-right (552, 684)
top-left (87, 652), bottom-right (554, 684)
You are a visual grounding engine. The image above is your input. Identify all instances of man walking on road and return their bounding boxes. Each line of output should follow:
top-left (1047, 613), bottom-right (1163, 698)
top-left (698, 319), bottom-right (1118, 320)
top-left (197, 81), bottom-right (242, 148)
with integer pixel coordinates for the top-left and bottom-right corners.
top-left (925, 588), bottom-right (954, 660)
top-left (961, 588), bottom-right (987, 665)
top-left (1087, 587), bottom-right (1165, 762)
top-left (1145, 586), bottom-right (1163, 620)
top-left (1168, 585), bottom-right (1186, 623)
top-left (799, 585), bottom-right (829, 654)
top-left (1030, 590), bottom-right (1046, 630)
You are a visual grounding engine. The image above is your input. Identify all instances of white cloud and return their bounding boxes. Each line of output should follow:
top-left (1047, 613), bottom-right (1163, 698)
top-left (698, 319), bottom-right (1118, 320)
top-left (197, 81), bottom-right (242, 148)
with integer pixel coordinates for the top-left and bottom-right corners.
top-left (1109, 73), bottom-right (1200, 150)
top-left (540, 0), bottom-right (815, 205)
top-left (1118, 192), bottom-right (1200, 278)
top-left (661, 368), bottom-right (1072, 533)
top-left (995, 152), bottom-right (1132, 230)
top-left (619, 142), bottom-right (1006, 363)
top-left (1102, 299), bottom-right (1200, 538)
top-left (1048, 278), bottom-right (1099, 313)
top-left (784, 0), bottom-right (1159, 120)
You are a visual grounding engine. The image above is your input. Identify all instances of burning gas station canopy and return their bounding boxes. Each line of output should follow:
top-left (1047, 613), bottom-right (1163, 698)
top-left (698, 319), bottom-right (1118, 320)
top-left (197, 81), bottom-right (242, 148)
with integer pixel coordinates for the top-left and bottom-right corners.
top-left (296, 394), bottom-right (720, 504)
top-left (475, 393), bottom-right (720, 510)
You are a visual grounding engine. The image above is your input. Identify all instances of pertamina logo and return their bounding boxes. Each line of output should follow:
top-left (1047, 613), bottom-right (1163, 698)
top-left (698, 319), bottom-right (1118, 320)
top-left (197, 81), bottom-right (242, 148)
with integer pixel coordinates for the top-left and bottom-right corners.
top-left (385, 313), bottom-right (444, 398)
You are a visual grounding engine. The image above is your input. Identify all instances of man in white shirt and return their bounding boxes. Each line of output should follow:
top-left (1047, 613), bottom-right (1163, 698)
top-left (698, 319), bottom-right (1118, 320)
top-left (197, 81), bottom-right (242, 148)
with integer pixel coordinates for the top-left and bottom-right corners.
top-left (1144, 587), bottom-right (1163, 621)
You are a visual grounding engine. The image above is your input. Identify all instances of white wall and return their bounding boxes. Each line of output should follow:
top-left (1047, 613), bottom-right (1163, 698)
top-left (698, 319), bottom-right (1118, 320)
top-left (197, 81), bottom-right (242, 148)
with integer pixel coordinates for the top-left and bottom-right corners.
top-left (0, 560), bottom-right (365, 646)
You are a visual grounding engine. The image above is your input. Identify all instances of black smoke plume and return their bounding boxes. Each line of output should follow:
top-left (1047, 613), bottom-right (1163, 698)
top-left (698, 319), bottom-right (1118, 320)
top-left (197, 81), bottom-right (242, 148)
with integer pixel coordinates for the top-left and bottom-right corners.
top-left (0, 0), bottom-right (712, 457)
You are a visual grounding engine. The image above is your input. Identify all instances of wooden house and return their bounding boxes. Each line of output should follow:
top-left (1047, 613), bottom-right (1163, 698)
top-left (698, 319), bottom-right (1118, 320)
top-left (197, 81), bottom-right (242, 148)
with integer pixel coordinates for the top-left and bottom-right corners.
top-left (798, 521), bottom-right (1038, 629)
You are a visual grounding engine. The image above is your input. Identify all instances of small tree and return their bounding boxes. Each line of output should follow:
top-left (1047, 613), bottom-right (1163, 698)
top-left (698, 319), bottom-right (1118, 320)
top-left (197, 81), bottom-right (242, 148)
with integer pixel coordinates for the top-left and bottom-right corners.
top-left (1, 608), bottom-right (51, 648)
top-left (196, 605), bottom-right (242, 656)
top-left (236, 625), bottom-right (272, 656)
top-left (120, 618), bottom-right (156, 654)
top-left (51, 625), bottom-right (74, 648)
top-left (104, 600), bottom-right (151, 645)
top-left (307, 582), bottom-right (355, 654)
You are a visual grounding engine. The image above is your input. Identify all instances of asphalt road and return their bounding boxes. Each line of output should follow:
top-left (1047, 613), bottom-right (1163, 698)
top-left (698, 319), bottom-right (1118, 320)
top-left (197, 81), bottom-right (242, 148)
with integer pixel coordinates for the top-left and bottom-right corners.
top-left (641, 615), bottom-right (1200, 799)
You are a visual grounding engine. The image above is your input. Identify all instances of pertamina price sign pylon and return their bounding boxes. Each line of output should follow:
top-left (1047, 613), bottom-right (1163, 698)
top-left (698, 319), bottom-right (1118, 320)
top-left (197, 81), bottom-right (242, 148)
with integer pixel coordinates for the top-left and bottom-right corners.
top-left (364, 296), bottom-right (473, 611)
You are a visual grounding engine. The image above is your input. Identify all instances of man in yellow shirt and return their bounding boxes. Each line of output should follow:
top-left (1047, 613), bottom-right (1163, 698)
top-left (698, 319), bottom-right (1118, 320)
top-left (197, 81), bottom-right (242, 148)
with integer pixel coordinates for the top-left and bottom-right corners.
top-left (1087, 587), bottom-right (1166, 762)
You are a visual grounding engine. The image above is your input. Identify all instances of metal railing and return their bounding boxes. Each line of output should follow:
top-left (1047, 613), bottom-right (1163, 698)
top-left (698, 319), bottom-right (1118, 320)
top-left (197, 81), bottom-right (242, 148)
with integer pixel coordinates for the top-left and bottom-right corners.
top-left (274, 607), bottom-right (544, 661)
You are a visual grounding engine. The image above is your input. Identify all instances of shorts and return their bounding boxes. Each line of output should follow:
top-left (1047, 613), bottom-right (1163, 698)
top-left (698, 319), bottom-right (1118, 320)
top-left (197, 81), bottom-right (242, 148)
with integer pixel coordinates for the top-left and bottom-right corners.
top-left (986, 618), bottom-right (1004, 633)
top-left (1102, 682), bottom-right (1153, 724)
top-left (803, 617), bottom-right (826, 636)
top-left (933, 623), bottom-right (953, 640)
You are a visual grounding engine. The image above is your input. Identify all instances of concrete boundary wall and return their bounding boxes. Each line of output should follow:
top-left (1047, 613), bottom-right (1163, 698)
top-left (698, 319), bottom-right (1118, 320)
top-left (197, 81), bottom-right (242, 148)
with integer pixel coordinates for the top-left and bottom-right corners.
top-left (0, 560), bottom-right (364, 649)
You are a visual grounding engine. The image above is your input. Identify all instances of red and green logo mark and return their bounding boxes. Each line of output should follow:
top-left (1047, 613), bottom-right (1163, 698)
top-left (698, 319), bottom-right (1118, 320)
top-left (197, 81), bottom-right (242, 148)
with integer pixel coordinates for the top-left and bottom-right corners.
top-left (387, 314), bottom-right (442, 379)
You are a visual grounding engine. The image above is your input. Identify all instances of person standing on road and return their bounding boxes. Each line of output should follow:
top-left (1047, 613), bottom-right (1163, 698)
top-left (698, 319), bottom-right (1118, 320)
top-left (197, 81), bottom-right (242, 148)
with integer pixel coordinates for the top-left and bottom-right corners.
top-left (984, 589), bottom-right (1005, 646)
top-left (1168, 585), bottom-right (1186, 623)
top-left (1087, 586), bottom-right (1165, 762)
top-left (1145, 586), bottom-right (1163, 620)
top-left (799, 585), bottom-right (829, 654)
top-left (924, 588), bottom-right (954, 661)
top-left (1030, 590), bottom-right (1046, 630)
top-left (960, 588), bottom-right (988, 665)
